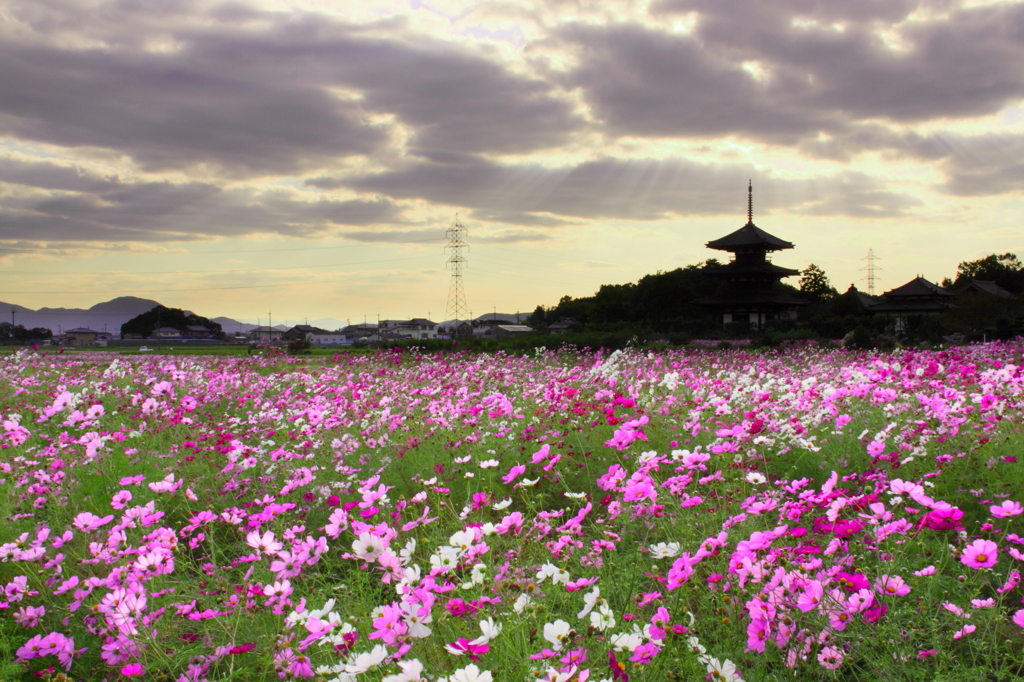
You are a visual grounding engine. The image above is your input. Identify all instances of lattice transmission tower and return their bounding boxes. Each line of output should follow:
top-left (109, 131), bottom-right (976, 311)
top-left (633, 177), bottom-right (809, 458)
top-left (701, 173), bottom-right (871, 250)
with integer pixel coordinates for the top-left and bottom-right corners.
top-left (860, 248), bottom-right (882, 295)
top-left (444, 215), bottom-right (470, 337)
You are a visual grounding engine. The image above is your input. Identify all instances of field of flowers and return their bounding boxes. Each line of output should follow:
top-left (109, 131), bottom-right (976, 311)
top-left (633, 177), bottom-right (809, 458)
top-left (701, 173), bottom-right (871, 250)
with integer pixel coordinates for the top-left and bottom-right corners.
top-left (1, 342), bottom-right (1024, 682)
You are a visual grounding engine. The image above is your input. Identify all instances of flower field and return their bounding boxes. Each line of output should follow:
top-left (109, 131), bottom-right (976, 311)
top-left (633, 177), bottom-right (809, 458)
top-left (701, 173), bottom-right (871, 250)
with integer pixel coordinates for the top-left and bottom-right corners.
top-left (2, 343), bottom-right (1024, 682)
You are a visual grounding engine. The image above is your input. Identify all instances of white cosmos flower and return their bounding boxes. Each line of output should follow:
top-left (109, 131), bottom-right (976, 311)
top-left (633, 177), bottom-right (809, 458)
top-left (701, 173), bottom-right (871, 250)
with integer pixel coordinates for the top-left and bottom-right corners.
top-left (609, 631), bottom-right (643, 652)
top-left (564, 491), bottom-right (587, 499)
top-left (478, 459), bottom-right (499, 468)
top-left (449, 529), bottom-right (476, 554)
top-left (590, 603), bottom-right (615, 631)
top-left (470, 616), bottom-right (503, 644)
top-left (445, 664), bottom-right (493, 682)
top-left (649, 542), bottom-right (682, 559)
top-left (381, 658), bottom-right (426, 682)
top-left (745, 472), bottom-right (767, 485)
top-left (461, 563), bottom-right (487, 589)
top-left (705, 657), bottom-right (742, 682)
top-left (491, 498), bottom-right (512, 510)
top-left (352, 533), bottom-right (386, 561)
top-left (344, 644), bottom-right (390, 674)
top-left (536, 563), bottom-right (569, 585)
top-left (542, 619), bottom-right (573, 651)
top-left (513, 593), bottom-right (532, 613)
top-left (577, 587), bottom-right (601, 619)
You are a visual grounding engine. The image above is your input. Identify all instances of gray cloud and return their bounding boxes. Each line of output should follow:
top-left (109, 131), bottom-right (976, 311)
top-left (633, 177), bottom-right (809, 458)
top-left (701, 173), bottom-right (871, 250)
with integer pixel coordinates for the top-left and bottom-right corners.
top-left (559, 2), bottom-right (1024, 144)
top-left (0, 6), bottom-right (581, 176)
top-left (349, 153), bottom-right (917, 220)
top-left (0, 158), bottom-right (404, 243)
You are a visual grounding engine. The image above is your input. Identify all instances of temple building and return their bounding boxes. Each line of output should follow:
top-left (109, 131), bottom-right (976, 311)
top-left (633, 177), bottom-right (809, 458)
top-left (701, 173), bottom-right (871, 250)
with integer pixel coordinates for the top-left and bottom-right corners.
top-left (698, 183), bottom-right (806, 328)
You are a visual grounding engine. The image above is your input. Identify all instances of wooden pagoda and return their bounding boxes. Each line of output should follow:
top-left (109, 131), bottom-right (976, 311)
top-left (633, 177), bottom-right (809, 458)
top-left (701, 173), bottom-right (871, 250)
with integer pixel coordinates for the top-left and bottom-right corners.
top-left (698, 182), bottom-right (806, 328)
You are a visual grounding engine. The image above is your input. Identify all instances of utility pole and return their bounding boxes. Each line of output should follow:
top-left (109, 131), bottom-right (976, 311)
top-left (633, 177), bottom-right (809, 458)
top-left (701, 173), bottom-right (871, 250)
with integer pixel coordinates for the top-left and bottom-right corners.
top-left (11, 308), bottom-right (15, 327)
top-left (444, 215), bottom-right (469, 337)
top-left (268, 311), bottom-right (272, 340)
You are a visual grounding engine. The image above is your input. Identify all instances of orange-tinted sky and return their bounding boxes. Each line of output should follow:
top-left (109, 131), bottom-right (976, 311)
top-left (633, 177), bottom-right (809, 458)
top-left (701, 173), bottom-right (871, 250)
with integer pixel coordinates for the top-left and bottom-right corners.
top-left (2, 0), bottom-right (1023, 323)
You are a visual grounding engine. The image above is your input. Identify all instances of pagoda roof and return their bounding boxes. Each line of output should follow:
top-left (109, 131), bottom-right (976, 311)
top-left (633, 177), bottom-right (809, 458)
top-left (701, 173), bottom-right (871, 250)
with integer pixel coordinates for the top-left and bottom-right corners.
top-left (704, 261), bottom-right (801, 278)
top-left (840, 284), bottom-right (880, 309)
top-left (881, 277), bottom-right (953, 299)
top-left (706, 221), bottom-right (795, 252)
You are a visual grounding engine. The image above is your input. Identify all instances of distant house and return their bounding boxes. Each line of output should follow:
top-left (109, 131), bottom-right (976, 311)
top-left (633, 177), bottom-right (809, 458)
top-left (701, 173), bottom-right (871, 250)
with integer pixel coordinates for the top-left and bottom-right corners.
top-left (284, 325), bottom-right (329, 341)
top-left (248, 326), bottom-right (282, 341)
top-left (307, 331), bottom-right (348, 345)
top-left (956, 280), bottom-right (1017, 301)
top-left (65, 328), bottom-right (99, 346)
top-left (869, 277), bottom-right (953, 316)
top-left (340, 323), bottom-right (378, 341)
top-left (547, 318), bottom-right (576, 335)
top-left (184, 325), bottom-right (214, 339)
top-left (379, 319), bottom-right (438, 340)
top-left (868, 277), bottom-right (954, 331)
top-left (151, 327), bottom-right (182, 339)
top-left (481, 325), bottom-right (534, 338)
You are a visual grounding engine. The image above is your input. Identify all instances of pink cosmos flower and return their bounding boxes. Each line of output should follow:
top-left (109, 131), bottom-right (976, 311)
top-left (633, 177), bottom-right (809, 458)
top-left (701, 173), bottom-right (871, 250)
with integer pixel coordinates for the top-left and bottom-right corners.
top-left (874, 575), bottom-right (910, 597)
top-left (991, 500), bottom-right (1023, 518)
top-left (746, 618), bottom-right (769, 653)
top-left (953, 624), bottom-right (977, 639)
top-left (817, 646), bottom-right (843, 670)
top-left (445, 637), bottom-right (490, 661)
top-left (961, 539), bottom-right (999, 570)
top-left (110, 490), bottom-right (132, 510)
top-left (502, 465), bottom-right (526, 485)
top-left (1012, 609), bottom-right (1024, 629)
top-left (914, 565), bottom-right (936, 576)
top-left (72, 512), bottom-right (114, 532)
top-left (921, 507), bottom-right (963, 530)
top-left (121, 662), bottom-right (145, 676)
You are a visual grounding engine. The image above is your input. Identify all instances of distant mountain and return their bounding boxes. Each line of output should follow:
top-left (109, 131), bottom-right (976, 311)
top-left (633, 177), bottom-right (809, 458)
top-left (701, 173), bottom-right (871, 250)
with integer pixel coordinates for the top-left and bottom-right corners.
top-left (0, 297), bottom-right (163, 334)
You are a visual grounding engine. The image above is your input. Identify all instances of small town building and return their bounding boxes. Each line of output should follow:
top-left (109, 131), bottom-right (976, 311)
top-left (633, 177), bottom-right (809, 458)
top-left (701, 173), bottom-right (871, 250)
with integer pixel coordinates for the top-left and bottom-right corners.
top-left (184, 325), bottom-right (215, 339)
top-left (481, 324), bottom-right (535, 338)
top-left (379, 319), bottom-right (438, 340)
top-left (247, 326), bottom-right (282, 341)
top-left (307, 331), bottom-right (348, 345)
top-left (64, 328), bottom-right (99, 346)
top-left (150, 327), bottom-right (182, 339)
top-left (547, 318), bottom-right (576, 335)
top-left (698, 183), bottom-right (806, 328)
top-left (868, 277), bottom-right (954, 320)
top-left (283, 324), bottom-right (329, 341)
top-left (340, 323), bottom-right (378, 341)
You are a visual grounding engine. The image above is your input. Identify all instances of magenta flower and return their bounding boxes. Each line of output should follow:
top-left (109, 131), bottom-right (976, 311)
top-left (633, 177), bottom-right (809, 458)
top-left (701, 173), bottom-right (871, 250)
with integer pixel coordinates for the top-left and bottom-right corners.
top-left (444, 637), bottom-right (489, 661)
top-left (1013, 609), bottom-right (1024, 629)
top-left (121, 662), bottom-right (145, 676)
top-left (961, 539), bottom-right (999, 570)
top-left (921, 507), bottom-right (964, 530)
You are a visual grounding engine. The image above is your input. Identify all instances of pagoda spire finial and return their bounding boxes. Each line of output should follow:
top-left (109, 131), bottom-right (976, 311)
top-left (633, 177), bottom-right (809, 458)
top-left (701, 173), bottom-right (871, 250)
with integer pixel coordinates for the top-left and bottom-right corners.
top-left (747, 179), bottom-right (753, 223)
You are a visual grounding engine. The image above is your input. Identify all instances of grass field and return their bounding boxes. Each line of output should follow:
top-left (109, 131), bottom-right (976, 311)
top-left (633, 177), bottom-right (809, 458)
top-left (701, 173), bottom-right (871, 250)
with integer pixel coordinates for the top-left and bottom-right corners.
top-left (1, 343), bottom-right (1023, 681)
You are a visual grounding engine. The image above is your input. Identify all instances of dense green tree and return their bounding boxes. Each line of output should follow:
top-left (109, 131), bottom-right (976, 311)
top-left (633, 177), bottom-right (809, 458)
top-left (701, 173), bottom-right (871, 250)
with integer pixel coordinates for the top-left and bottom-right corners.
top-left (799, 264), bottom-right (839, 302)
top-left (120, 306), bottom-right (224, 339)
top-left (0, 323), bottom-right (53, 344)
top-left (951, 253), bottom-right (1024, 294)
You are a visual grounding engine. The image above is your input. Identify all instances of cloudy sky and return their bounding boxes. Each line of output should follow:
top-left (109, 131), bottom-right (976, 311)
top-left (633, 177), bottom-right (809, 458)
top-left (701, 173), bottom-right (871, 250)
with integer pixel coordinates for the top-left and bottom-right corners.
top-left (2, 0), bottom-right (1023, 324)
